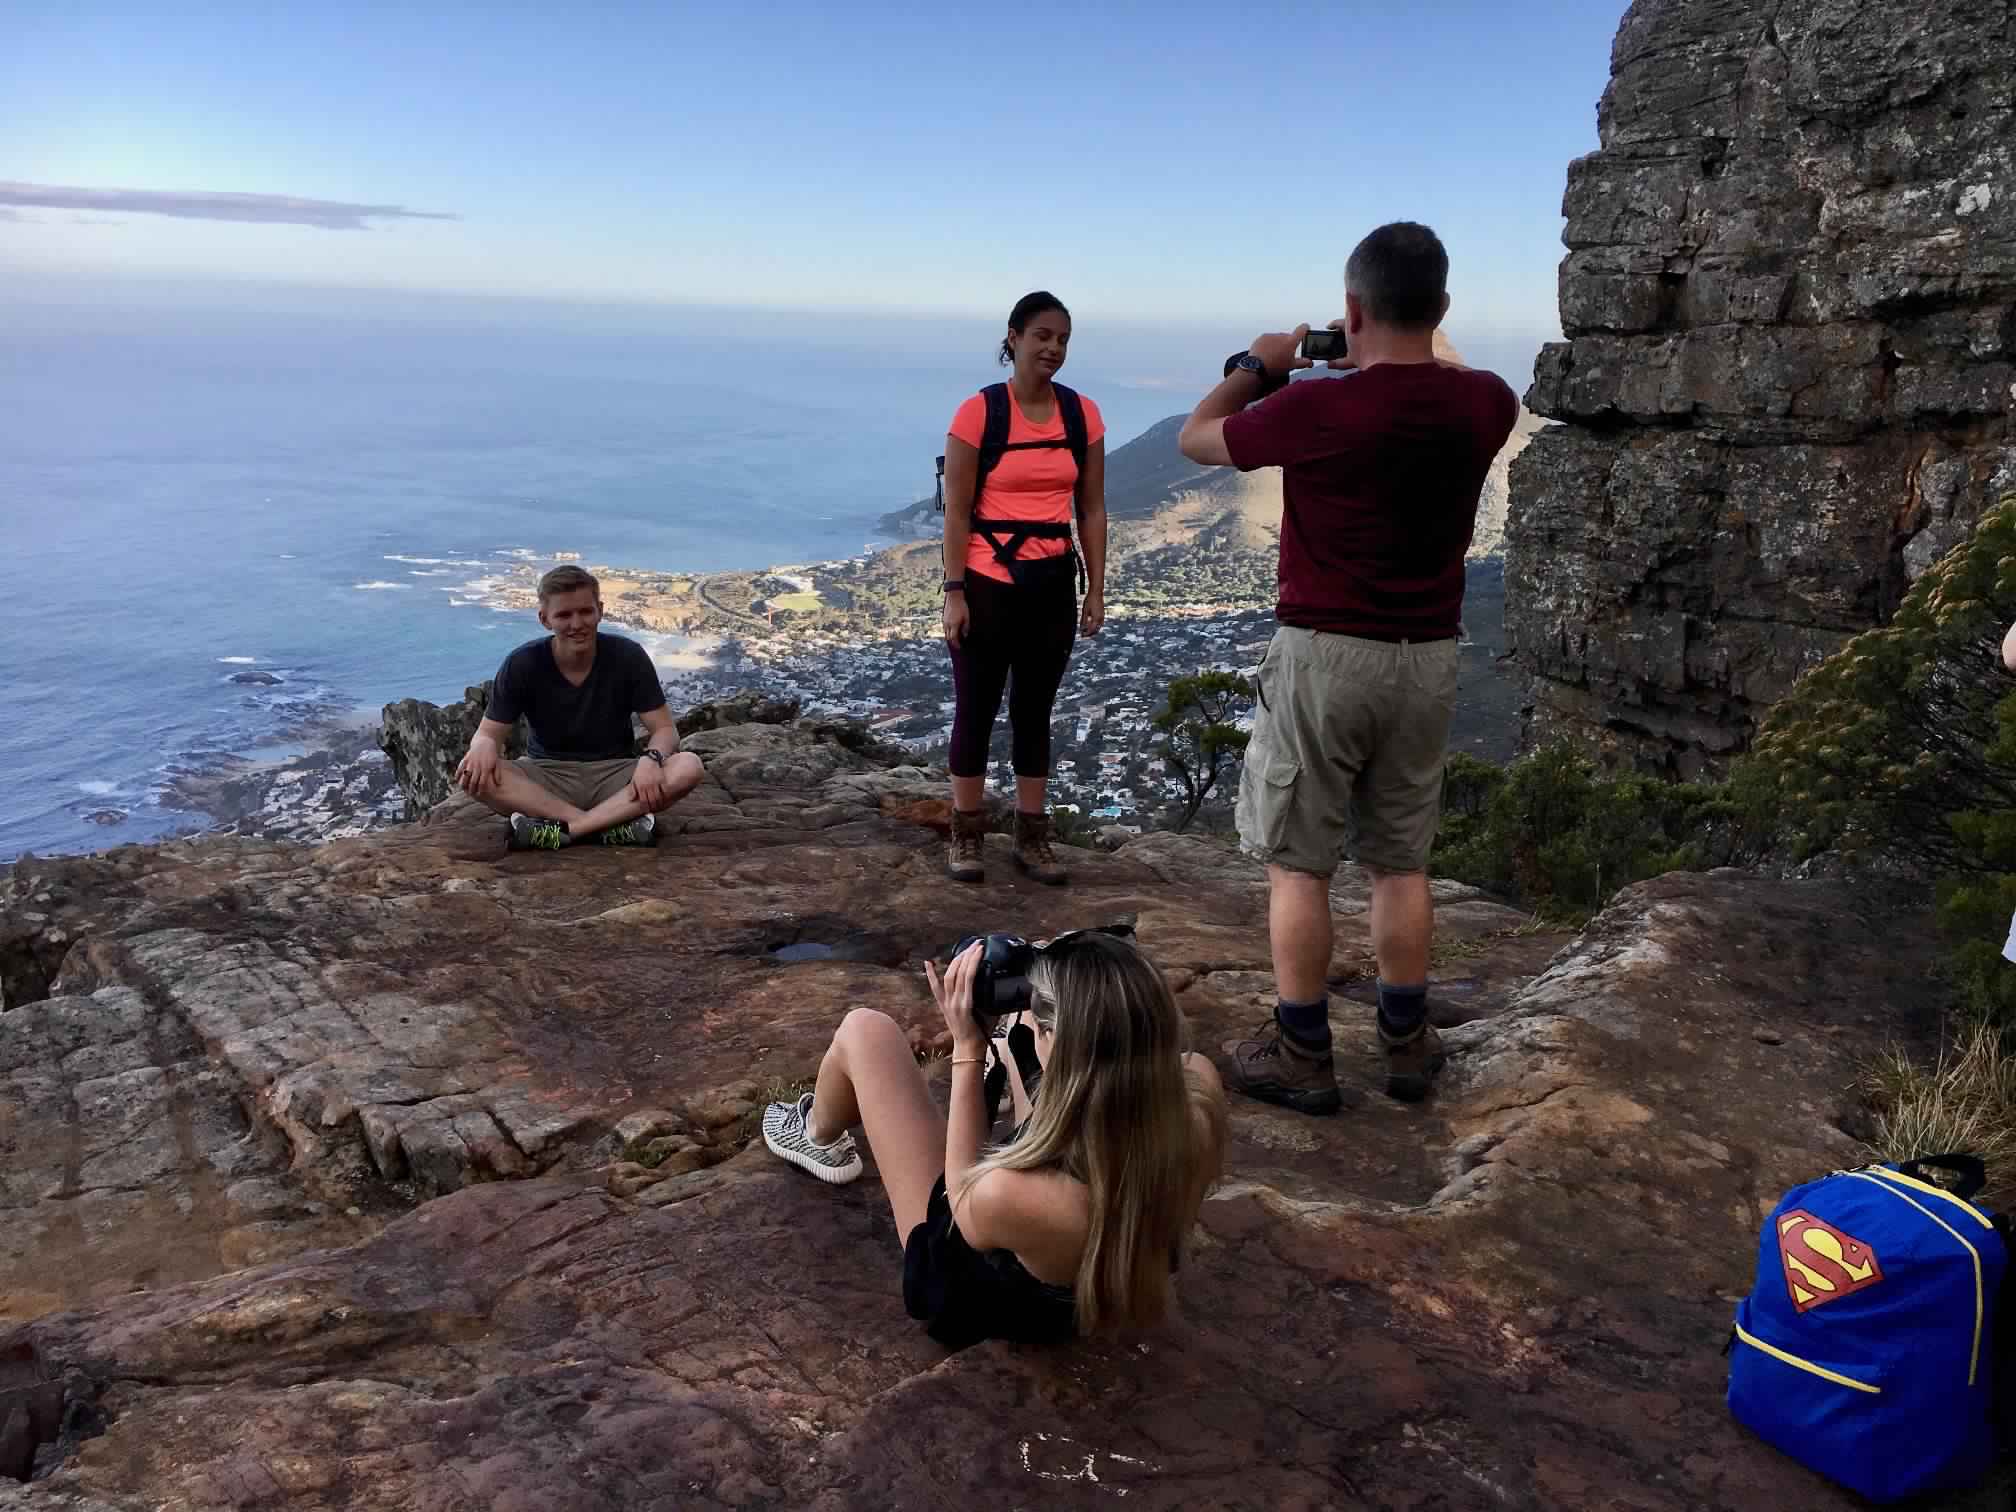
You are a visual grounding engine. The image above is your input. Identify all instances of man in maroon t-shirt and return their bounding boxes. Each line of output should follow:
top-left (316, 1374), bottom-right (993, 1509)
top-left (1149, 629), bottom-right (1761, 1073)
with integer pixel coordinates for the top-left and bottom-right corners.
top-left (1179, 222), bottom-right (1518, 1113)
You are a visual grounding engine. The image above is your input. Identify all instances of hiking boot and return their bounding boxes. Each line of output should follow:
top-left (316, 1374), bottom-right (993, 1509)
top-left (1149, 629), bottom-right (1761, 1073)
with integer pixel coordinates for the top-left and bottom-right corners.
top-left (600, 814), bottom-right (657, 847)
top-left (948, 807), bottom-right (986, 883)
top-left (508, 814), bottom-right (570, 851)
top-left (1222, 1020), bottom-right (1345, 1115)
top-left (1012, 809), bottom-right (1068, 886)
top-left (761, 1092), bottom-right (862, 1185)
top-left (1382, 1021), bottom-right (1448, 1103)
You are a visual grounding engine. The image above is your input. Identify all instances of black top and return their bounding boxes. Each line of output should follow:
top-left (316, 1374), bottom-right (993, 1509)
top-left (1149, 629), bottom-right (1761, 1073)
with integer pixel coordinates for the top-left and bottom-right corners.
top-left (904, 1173), bottom-right (1077, 1350)
top-left (485, 633), bottom-right (666, 761)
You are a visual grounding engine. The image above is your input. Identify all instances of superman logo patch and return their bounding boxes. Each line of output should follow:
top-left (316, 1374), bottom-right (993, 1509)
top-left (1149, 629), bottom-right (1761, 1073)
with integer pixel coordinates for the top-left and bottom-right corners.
top-left (1777, 1210), bottom-right (1884, 1313)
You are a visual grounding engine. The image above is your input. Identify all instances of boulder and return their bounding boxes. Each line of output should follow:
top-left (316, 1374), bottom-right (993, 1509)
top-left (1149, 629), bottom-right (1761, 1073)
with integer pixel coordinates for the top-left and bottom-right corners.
top-left (1506, 0), bottom-right (2016, 775)
top-left (377, 683), bottom-right (522, 819)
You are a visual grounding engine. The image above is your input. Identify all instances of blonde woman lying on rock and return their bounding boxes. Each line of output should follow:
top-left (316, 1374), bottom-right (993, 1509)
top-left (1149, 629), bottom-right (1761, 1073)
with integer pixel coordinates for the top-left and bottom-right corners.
top-left (762, 930), bottom-right (1228, 1349)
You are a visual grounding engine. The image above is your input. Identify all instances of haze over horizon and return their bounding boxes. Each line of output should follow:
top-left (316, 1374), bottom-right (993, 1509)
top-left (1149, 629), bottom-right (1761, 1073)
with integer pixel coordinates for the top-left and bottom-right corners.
top-left (5, 0), bottom-right (1624, 359)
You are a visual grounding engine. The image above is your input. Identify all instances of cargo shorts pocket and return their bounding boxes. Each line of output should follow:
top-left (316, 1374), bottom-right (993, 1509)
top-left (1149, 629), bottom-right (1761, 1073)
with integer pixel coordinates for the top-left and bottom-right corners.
top-left (1236, 744), bottom-right (1302, 857)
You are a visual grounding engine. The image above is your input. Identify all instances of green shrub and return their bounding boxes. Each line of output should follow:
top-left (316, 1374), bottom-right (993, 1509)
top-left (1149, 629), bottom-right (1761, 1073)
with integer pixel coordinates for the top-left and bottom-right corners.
top-left (1432, 743), bottom-right (1726, 922)
top-left (1729, 491), bottom-right (2016, 1032)
top-left (1732, 492), bottom-right (2016, 874)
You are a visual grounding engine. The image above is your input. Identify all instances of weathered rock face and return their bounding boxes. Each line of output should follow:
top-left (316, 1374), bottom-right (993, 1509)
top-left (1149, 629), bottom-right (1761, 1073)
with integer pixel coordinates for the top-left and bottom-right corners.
top-left (0, 718), bottom-right (1994, 1506)
top-left (1507, 0), bottom-right (2016, 776)
top-left (377, 683), bottom-right (522, 819)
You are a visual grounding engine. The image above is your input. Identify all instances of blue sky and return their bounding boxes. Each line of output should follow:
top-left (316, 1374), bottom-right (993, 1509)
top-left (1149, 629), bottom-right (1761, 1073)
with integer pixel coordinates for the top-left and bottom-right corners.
top-left (3, 1), bottom-right (1623, 348)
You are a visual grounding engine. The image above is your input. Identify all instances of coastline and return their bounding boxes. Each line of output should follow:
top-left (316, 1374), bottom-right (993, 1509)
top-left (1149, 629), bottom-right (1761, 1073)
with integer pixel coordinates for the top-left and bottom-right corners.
top-left (161, 719), bottom-right (405, 844)
top-left (98, 402), bottom-right (1533, 851)
top-left (155, 550), bottom-right (1522, 850)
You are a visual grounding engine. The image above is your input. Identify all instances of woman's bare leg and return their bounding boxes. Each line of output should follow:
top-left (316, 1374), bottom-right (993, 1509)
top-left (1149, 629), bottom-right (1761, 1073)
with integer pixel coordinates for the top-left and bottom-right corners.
top-left (806, 1008), bottom-right (946, 1248)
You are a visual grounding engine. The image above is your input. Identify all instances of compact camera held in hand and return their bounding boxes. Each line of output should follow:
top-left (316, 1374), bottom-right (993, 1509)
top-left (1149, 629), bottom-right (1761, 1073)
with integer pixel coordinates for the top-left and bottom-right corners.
top-left (1300, 327), bottom-right (1350, 362)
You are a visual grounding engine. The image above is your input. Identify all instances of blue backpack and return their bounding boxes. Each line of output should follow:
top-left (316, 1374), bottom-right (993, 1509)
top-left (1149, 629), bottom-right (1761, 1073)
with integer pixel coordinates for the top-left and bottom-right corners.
top-left (1728, 1154), bottom-right (2013, 1502)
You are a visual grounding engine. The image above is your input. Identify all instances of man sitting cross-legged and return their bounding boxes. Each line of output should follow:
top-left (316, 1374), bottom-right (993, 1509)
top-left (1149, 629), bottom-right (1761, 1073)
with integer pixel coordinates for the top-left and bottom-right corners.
top-left (454, 564), bottom-right (704, 850)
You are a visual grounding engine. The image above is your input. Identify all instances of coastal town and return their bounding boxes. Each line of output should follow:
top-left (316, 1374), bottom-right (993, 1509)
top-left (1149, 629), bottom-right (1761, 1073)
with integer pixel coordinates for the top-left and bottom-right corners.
top-left (660, 588), bottom-right (1283, 832)
top-left (156, 397), bottom-right (1529, 848)
top-left (177, 547), bottom-right (1520, 847)
top-left (642, 549), bottom-right (1518, 832)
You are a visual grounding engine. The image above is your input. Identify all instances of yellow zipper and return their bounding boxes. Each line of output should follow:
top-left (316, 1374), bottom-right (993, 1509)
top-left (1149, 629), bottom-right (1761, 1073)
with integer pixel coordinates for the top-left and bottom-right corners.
top-left (1732, 1323), bottom-right (1882, 1394)
top-left (1863, 1167), bottom-right (1996, 1230)
top-left (1846, 1171), bottom-right (1984, 1385)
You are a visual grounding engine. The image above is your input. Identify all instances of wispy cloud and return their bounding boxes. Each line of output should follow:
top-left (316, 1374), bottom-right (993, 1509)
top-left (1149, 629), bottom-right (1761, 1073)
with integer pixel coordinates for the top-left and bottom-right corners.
top-left (0, 181), bottom-right (457, 231)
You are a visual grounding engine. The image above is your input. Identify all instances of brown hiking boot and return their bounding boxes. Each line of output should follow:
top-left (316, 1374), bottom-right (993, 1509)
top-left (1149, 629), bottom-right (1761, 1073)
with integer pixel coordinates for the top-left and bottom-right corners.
top-left (1222, 1021), bottom-right (1345, 1115)
top-left (1382, 1021), bottom-right (1448, 1103)
top-left (947, 807), bottom-right (986, 883)
top-left (1012, 810), bottom-right (1068, 886)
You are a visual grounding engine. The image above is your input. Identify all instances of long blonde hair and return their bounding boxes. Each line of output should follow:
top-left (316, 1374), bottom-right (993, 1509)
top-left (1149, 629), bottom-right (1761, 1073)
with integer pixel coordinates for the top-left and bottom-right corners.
top-left (957, 931), bottom-right (1228, 1332)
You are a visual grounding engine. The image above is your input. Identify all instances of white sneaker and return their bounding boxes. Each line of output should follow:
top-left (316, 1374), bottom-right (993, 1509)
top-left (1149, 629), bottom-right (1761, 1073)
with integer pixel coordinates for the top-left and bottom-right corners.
top-left (761, 1092), bottom-right (862, 1185)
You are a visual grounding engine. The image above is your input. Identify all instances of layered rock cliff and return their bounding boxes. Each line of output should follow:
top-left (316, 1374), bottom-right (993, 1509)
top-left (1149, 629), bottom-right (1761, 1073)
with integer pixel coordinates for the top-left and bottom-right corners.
top-left (1507, 0), bottom-right (2016, 776)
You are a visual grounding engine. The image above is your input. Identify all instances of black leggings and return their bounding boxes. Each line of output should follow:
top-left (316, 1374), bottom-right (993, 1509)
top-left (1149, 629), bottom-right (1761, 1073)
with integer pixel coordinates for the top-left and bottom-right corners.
top-left (947, 563), bottom-right (1077, 780)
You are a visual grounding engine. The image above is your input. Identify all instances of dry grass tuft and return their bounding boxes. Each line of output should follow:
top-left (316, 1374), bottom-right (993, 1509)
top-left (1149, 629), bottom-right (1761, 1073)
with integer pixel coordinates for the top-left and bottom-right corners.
top-left (1859, 1020), bottom-right (2016, 1210)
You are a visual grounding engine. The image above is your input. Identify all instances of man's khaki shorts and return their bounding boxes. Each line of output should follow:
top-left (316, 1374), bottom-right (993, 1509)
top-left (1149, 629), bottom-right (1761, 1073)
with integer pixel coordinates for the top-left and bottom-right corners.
top-left (1234, 626), bottom-right (1460, 877)
top-left (516, 756), bottom-right (638, 810)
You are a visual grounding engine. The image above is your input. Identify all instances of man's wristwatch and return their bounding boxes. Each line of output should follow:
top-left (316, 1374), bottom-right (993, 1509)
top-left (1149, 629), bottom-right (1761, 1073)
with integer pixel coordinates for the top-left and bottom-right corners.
top-left (943, 578), bottom-right (966, 593)
top-left (1225, 350), bottom-right (1289, 399)
top-left (640, 749), bottom-right (667, 766)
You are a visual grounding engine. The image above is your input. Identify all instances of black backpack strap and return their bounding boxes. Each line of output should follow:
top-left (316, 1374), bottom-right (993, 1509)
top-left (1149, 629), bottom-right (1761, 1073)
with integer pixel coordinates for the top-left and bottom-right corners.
top-left (1054, 383), bottom-right (1089, 479)
top-left (971, 383), bottom-right (1013, 501)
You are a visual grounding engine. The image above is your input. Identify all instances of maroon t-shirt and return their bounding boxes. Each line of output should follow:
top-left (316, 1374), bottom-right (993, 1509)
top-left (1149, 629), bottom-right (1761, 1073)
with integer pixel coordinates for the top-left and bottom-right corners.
top-left (1222, 362), bottom-right (1519, 640)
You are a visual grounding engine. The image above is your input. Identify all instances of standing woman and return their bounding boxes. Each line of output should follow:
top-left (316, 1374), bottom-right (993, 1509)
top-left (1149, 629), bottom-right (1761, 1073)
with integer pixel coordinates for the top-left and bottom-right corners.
top-left (940, 291), bottom-right (1108, 885)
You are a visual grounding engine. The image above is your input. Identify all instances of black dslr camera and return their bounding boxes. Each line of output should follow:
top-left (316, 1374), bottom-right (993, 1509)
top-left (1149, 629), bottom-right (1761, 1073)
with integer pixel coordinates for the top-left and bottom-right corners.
top-left (950, 922), bottom-right (1137, 1027)
top-left (951, 924), bottom-right (1136, 1128)
top-left (952, 932), bottom-right (1039, 1027)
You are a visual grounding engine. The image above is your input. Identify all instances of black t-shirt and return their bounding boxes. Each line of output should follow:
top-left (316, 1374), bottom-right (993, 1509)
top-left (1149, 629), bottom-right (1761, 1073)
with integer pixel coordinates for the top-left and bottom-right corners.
top-left (485, 633), bottom-right (666, 761)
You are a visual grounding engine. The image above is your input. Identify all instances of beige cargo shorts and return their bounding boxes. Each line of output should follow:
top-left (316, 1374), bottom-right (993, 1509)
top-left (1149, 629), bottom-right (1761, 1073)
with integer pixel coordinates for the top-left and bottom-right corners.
top-left (515, 756), bottom-right (638, 810)
top-left (1234, 626), bottom-right (1460, 877)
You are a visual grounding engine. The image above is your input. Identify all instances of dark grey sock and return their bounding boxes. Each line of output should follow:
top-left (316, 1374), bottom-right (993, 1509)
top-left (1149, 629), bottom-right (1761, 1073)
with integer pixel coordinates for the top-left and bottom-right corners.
top-left (1275, 994), bottom-right (1332, 1049)
top-left (1376, 981), bottom-right (1428, 1041)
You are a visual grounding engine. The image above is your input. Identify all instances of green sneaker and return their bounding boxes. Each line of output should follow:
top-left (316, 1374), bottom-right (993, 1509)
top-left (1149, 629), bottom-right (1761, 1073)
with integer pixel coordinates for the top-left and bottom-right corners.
top-left (600, 814), bottom-right (657, 847)
top-left (508, 814), bottom-right (571, 851)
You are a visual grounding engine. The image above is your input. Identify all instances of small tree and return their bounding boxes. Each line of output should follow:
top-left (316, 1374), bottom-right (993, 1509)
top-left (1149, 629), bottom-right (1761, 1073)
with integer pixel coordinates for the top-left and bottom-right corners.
top-left (1153, 671), bottom-right (1253, 832)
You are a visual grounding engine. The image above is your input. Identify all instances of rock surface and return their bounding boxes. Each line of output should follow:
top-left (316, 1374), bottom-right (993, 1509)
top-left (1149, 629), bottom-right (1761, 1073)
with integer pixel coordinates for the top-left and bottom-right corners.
top-left (1507, 0), bottom-right (2016, 776)
top-left (377, 684), bottom-right (523, 820)
top-left (0, 721), bottom-right (1992, 1507)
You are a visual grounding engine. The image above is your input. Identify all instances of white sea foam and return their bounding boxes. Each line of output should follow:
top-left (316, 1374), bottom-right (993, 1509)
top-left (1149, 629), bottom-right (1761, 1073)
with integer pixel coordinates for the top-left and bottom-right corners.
top-left (352, 581), bottom-right (413, 591)
top-left (408, 569), bottom-right (455, 577)
top-left (217, 656), bottom-right (258, 665)
top-left (77, 780), bottom-right (122, 796)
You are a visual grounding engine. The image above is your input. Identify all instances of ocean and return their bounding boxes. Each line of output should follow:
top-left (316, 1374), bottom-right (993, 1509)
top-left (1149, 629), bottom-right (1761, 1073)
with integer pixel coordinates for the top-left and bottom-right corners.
top-left (0, 285), bottom-right (1197, 861)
